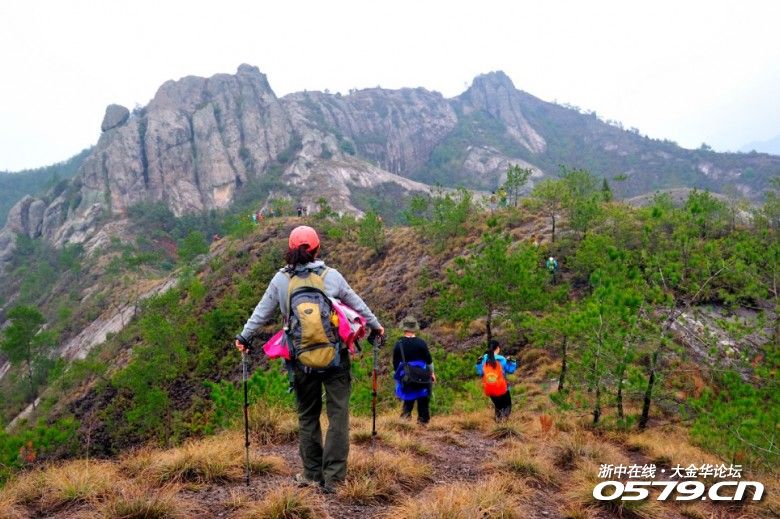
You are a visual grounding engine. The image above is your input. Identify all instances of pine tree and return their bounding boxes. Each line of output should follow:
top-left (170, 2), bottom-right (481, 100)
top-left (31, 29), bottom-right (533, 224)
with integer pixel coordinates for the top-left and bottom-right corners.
top-left (530, 179), bottom-right (569, 243)
top-left (1, 306), bottom-right (55, 409)
top-left (438, 227), bottom-right (546, 343)
top-left (601, 177), bottom-right (613, 202)
top-left (503, 165), bottom-right (532, 208)
top-left (357, 211), bottom-right (385, 254)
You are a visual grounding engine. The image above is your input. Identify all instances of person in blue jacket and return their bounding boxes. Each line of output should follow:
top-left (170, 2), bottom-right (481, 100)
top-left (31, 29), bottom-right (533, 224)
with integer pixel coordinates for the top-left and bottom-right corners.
top-left (476, 339), bottom-right (517, 420)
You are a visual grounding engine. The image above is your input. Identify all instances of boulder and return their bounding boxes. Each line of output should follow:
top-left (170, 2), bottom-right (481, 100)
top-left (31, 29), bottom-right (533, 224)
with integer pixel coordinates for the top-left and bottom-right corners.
top-left (5, 195), bottom-right (44, 238)
top-left (101, 104), bottom-right (130, 132)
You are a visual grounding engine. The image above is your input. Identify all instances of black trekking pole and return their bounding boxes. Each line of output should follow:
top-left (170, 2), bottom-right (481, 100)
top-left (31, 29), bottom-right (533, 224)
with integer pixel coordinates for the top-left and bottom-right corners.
top-left (242, 350), bottom-right (250, 487)
top-left (368, 331), bottom-right (383, 446)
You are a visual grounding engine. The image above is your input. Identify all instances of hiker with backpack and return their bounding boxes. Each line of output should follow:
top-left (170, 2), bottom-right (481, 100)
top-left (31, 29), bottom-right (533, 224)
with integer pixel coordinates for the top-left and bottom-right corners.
top-left (392, 315), bottom-right (435, 425)
top-left (235, 225), bottom-right (384, 493)
top-left (476, 339), bottom-right (517, 421)
top-left (546, 256), bottom-right (559, 284)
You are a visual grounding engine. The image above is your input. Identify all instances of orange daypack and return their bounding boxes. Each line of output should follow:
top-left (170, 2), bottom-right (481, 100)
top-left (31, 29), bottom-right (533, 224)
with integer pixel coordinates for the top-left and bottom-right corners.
top-left (482, 361), bottom-right (508, 397)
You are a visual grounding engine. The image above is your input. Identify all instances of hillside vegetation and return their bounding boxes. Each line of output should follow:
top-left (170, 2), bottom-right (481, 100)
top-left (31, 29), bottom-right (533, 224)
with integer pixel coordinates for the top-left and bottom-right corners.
top-left (0, 169), bottom-right (778, 518)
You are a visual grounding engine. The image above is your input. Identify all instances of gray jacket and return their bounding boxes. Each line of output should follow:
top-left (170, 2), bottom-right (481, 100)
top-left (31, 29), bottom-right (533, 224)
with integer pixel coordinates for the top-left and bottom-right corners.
top-left (240, 260), bottom-right (381, 339)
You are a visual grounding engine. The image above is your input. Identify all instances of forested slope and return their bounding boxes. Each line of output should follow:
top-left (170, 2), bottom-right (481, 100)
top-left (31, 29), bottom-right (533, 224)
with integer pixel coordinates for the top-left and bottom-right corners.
top-left (0, 175), bottom-right (778, 518)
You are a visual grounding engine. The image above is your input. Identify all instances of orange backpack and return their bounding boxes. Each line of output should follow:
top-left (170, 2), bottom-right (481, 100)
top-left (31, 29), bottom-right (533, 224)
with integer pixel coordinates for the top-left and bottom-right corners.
top-left (482, 360), bottom-right (507, 397)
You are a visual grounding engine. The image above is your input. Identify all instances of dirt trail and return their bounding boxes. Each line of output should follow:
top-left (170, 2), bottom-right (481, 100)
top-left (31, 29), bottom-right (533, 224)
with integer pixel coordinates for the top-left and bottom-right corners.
top-left (8, 410), bottom-right (760, 519)
top-left (183, 418), bottom-right (568, 519)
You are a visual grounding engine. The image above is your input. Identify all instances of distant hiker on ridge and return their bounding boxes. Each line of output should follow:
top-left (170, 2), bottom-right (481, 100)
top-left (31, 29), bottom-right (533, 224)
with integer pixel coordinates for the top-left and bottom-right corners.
top-left (235, 225), bottom-right (384, 493)
top-left (392, 315), bottom-right (435, 425)
top-left (546, 256), bottom-right (559, 284)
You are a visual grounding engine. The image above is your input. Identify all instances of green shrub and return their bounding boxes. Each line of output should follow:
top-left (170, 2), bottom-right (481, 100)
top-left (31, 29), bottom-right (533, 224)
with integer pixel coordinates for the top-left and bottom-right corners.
top-left (0, 417), bottom-right (79, 484)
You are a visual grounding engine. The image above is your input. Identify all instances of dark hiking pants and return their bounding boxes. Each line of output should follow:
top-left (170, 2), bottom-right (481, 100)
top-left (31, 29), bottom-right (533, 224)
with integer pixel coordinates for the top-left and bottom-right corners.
top-left (490, 390), bottom-right (512, 419)
top-left (293, 353), bottom-right (351, 486)
top-left (401, 394), bottom-right (430, 424)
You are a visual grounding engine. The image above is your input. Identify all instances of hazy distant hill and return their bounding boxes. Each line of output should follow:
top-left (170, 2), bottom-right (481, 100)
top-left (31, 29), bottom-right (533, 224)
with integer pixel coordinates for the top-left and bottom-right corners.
top-left (741, 133), bottom-right (780, 155)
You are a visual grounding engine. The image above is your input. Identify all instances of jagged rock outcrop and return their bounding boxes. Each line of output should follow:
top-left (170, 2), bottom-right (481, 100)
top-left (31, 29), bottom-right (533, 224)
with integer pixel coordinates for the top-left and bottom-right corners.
top-left (462, 146), bottom-right (543, 186)
top-left (101, 104), bottom-right (130, 132)
top-left (458, 71), bottom-right (546, 154)
top-left (5, 195), bottom-right (45, 238)
top-left (76, 64), bottom-right (295, 218)
top-left (284, 87), bottom-right (458, 176)
top-left (2, 63), bottom-right (778, 268)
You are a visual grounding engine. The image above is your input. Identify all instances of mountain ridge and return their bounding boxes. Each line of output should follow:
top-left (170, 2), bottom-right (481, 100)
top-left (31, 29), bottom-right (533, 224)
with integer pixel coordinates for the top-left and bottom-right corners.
top-left (1, 65), bottom-right (778, 270)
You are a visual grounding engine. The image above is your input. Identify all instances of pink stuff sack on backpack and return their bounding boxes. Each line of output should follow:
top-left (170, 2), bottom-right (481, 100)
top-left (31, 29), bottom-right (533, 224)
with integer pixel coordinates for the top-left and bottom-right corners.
top-left (261, 299), bottom-right (367, 360)
top-left (331, 298), bottom-right (367, 354)
top-left (262, 330), bottom-right (290, 360)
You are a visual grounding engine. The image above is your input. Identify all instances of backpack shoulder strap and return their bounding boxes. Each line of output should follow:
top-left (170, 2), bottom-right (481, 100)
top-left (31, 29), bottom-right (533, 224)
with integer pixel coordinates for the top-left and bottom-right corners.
top-left (398, 338), bottom-right (409, 365)
top-left (287, 267), bottom-right (329, 311)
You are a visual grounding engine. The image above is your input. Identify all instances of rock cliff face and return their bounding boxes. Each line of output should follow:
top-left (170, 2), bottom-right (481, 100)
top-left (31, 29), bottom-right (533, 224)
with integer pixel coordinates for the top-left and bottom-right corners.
top-left (457, 71), bottom-right (546, 154)
top-left (2, 64), bottom-right (778, 267)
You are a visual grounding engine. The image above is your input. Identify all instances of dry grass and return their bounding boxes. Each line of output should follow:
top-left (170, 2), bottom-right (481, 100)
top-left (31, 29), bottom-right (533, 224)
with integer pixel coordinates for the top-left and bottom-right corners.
top-left (388, 474), bottom-right (530, 518)
top-left (349, 417), bottom-right (391, 445)
top-left (236, 486), bottom-right (326, 519)
top-left (349, 428), bottom-right (376, 445)
top-left (0, 470), bottom-right (44, 507)
top-left (552, 430), bottom-right (630, 470)
top-left (223, 489), bottom-right (253, 511)
top-left (379, 417), bottom-right (417, 434)
top-left (0, 460), bottom-right (125, 515)
top-left (624, 428), bottom-right (721, 467)
top-left (248, 403), bottom-right (299, 445)
top-left (453, 412), bottom-right (492, 431)
top-left (555, 415), bottom-right (577, 433)
top-left (438, 433), bottom-right (466, 448)
top-left (424, 411), bottom-right (490, 432)
top-left (559, 503), bottom-right (596, 519)
top-left (746, 479), bottom-right (780, 518)
top-left (351, 417), bottom-right (431, 455)
top-left (0, 494), bottom-right (28, 519)
top-left (486, 420), bottom-right (524, 441)
top-left (337, 448), bottom-right (432, 504)
top-left (41, 460), bottom-right (122, 509)
top-left (122, 431), bottom-right (287, 485)
top-left (384, 432), bottom-right (431, 456)
top-left (565, 461), bottom-right (665, 519)
top-left (97, 484), bottom-right (191, 519)
top-left (489, 441), bottom-right (558, 486)
top-left (676, 504), bottom-right (710, 519)
top-left (519, 348), bottom-right (548, 367)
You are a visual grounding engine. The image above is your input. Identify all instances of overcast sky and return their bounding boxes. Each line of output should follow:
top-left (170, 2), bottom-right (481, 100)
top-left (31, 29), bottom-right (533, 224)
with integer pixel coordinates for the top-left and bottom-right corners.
top-left (1, 0), bottom-right (778, 171)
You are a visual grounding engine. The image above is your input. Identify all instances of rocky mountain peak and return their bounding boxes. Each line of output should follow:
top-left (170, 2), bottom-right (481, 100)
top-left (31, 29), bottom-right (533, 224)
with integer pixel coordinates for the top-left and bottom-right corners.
top-left (149, 64), bottom-right (277, 113)
top-left (459, 70), bottom-right (546, 155)
top-left (469, 70), bottom-right (516, 90)
top-left (2, 66), bottom-right (778, 274)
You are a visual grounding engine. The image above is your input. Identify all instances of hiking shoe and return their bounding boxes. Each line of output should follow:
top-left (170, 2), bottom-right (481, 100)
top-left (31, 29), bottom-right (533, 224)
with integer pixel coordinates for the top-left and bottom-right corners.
top-left (293, 473), bottom-right (321, 487)
top-left (321, 480), bottom-right (341, 495)
top-left (400, 412), bottom-right (412, 420)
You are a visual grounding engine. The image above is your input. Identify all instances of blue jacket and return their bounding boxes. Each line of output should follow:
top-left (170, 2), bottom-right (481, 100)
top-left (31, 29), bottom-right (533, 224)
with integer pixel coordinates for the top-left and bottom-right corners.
top-left (475, 354), bottom-right (517, 377)
top-left (394, 360), bottom-right (431, 401)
